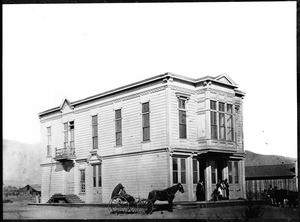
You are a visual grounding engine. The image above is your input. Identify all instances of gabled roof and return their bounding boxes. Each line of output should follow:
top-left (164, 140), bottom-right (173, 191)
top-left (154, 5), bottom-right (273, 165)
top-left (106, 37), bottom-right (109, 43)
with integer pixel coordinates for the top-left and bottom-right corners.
top-left (245, 164), bottom-right (296, 180)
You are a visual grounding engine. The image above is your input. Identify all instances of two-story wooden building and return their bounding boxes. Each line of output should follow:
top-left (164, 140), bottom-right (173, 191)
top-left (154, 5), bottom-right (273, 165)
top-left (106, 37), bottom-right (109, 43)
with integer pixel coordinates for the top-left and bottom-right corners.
top-left (38, 72), bottom-right (246, 203)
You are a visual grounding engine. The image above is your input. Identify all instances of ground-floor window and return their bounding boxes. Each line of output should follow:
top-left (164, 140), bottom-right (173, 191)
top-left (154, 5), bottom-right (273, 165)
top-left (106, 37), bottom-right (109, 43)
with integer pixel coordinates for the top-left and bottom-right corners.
top-left (192, 159), bottom-right (198, 184)
top-left (172, 157), bottom-right (186, 184)
top-left (228, 161), bottom-right (239, 184)
top-left (80, 169), bottom-right (85, 193)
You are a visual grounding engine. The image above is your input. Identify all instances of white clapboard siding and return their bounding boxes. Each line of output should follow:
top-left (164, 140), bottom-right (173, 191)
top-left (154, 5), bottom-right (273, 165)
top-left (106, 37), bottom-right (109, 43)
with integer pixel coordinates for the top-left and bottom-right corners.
top-left (40, 117), bottom-right (64, 163)
top-left (122, 96), bottom-right (144, 153)
top-left (169, 89), bottom-right (198, 149)
top-left (74, 111), bottom-right (92, 159)
top-left (150, 90), bottom-right (167, 148)
top-left (98, 104), bottom-right (115, 156)
top-left (41, 163), bottom-right (63, 203)
top-left (102, 152), bottom-right (168, 203)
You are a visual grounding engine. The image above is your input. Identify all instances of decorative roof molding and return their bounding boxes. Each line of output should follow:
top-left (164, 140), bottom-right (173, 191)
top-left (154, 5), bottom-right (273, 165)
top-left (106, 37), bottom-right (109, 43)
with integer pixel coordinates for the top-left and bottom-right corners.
top-left (175, 92), bottom-right (191, 100)
top-left (39, 72), bottom-right (243, 118)
top-left (87, 151), bottom-right (102, 165)
top-left (60, 97), bottom-right (74, 111)
top-left (214, 73), bottom-right (238, 87)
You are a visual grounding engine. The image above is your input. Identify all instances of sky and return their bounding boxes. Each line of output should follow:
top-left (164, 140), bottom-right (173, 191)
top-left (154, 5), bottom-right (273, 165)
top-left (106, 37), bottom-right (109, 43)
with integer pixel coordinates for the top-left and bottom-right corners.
top-left (3, 2), bottom-right (297, 158)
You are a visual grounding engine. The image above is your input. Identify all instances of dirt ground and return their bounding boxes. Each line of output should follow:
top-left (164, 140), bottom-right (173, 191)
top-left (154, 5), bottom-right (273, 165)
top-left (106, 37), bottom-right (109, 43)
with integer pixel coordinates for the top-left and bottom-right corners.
top-left (3, 201), bottom-right (299, 221)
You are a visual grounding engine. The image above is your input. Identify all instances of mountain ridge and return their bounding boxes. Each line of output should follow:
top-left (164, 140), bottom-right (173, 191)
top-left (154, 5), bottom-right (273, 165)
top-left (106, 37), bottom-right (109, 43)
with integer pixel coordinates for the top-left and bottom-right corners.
top-left (3, 139), bottom-right (297, 187)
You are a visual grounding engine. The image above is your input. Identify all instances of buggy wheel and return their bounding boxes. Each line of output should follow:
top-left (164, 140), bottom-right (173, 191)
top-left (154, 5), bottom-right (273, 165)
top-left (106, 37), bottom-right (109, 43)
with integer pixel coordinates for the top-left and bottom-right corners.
top-left (110, 196), bottom-right (129, 214)
top-left (137, 199), bottom-right (153, 215)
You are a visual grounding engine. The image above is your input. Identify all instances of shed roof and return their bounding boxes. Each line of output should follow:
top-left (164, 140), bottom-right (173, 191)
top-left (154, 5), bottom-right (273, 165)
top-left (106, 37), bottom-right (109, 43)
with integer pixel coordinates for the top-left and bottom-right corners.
top-left (245, 164), bottom-right (295, 180)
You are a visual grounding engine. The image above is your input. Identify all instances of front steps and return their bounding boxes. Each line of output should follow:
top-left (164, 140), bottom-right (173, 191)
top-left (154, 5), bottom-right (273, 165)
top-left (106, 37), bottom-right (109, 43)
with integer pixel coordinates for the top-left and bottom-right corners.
top-left (47, 193), bottom-right (84, 203)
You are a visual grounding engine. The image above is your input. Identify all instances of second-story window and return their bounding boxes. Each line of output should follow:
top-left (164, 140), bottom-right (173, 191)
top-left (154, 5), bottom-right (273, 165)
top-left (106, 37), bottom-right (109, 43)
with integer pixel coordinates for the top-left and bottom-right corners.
top-left (226, 104), bottom-right (234, 141)
top-left (178, 99), bottom-right (187, 139)
top-left (63, 121), bottom-right (75, 148)
top-left (142, 102), bottom-right (150, 141)
top-left (210, 101), bottom-right (234, 141)
top-left (115, 109), bottom-right (122, 146)
top-left (219, 102), bottom-right (225, 140)
top-left (46, 127), bottom-right (51, 157)
top-left (92, 115), bottom-right (98, 149)
top-left (210, 101), bottom-right (218, 139)
top-left (69, 121), bottom-right (74, 148)
top-left (63, 123), bottom-right (68, 148)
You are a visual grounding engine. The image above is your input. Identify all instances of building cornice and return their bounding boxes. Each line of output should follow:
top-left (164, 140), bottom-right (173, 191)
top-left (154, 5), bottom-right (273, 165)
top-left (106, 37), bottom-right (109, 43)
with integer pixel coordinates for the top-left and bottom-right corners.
top-left (39, 72), bottom-right (244, 119)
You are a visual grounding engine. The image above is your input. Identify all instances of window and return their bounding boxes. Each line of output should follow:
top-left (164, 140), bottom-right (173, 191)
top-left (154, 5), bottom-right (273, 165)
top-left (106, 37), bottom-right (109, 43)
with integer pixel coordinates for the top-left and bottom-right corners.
top-left (178, 99), bottom-right (187, 139)
top-left (63, 121), bottom-right (75, 149)
top-left (172, 157), bottom-right (186, 184)
top-left (142, 102), bottom-right (150, 141)
top-left (93, 166), bottom-right (96, 187)
top-left (46, 127), bottom-right (51, 157)
top-left (98, 165), bottom-right (102, 187)
top-left (210, 100), bottom-right (234, 141)
top-left (228, 161), bottom-right (239, 184)
top-left (210, 101), bottom-right (218, 139)
top-left (219, 102), bottom-right (225, 140)
top-left (64, 123), bottom-right (68, 148)
top-left (80, 169), bottom-right (85, 193)
top-left (69, 121), bottom-right (74, 149)
top-left (92, 115), bottom-right (98, 149)
top-left (228, 162), bottom-right (233, 183)
top-left (173, 157), bottom-right (178, 184)
top-left (181, 159), bottom-right (186, 184)
top-left (115, 109), bottom-right (122, 146)
top-left (211, 161), bottom-right (216, 184)
top-left (234, 161), bottom-right (239, 184)
top-left (226, 104), bottom-right (234, 141)
top-left (193, 159), bottom-right (198, 184)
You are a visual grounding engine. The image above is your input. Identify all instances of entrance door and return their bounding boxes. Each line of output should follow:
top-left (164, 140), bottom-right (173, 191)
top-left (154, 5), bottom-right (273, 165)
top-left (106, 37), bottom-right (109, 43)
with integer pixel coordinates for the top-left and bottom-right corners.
top-left (66, 166), bottom-right (74, 194)
top-left (92, 165), bottom-right (102, 203)
top-left (228, 161), bottom-right (241, 199)
top-left (192, 158), bottom-right (206, 201)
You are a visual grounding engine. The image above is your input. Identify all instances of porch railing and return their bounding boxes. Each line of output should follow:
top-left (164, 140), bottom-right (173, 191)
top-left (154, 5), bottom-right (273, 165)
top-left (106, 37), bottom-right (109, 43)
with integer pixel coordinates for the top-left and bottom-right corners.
top-left (54, 147), bottom-right (76, 160)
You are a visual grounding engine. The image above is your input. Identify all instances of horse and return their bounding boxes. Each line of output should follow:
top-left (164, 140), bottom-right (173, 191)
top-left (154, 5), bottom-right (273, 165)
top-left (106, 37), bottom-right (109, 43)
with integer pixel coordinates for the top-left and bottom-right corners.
top-left (147, 183), bottom-right (184, 213)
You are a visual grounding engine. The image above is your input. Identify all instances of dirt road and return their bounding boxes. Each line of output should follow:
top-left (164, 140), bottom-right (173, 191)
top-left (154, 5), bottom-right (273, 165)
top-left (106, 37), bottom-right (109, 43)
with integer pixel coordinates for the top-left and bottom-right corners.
top-left (3, 201), bottom-right (299, 220)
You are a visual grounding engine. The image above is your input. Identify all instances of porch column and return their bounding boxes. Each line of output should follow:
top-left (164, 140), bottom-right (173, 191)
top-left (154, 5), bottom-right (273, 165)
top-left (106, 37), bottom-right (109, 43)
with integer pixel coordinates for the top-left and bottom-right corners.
top-left (205, 158), bottom-right (212, 201)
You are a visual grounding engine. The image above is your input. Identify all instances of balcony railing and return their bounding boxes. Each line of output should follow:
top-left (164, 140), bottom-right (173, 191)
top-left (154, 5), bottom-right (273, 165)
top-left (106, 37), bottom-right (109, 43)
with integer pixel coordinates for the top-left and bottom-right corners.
top-left (54, 147), bottom-right (76, 161)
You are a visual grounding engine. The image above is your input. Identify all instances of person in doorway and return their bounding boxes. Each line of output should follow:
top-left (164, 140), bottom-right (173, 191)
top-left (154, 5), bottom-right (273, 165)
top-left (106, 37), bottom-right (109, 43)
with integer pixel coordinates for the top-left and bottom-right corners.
top-left (196, 180), bottom-right (205, 201)
top-left (221, 180), bottom-right (227, 200)
top-left (224, 179), bottom-right (229, 200)
top-left (216, 180), bottom-right (223, 200)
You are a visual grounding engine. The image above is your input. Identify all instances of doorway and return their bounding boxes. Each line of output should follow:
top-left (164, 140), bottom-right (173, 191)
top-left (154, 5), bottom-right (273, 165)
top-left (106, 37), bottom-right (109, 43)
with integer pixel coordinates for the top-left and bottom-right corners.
top-left (92, 164), bottom-right (102, 203)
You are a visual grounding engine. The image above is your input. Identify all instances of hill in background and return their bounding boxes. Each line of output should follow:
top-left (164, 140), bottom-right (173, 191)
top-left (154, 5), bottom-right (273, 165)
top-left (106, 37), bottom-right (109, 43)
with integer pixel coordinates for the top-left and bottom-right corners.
top-left (2, 139), bottom-right (296, 188)
top-left (245, 150), bottom-right (296, 166)
top-left (3, 139), bottom-right (42, 188)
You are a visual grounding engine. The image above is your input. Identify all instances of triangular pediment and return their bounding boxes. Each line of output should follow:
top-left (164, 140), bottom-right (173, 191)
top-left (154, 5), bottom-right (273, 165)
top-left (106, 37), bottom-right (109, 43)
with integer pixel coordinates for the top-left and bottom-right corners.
top-left (60, 98), bottom-right (74, 113)
top-left (215, 74), bottom-right (237, 86)
top-left (87, 151), bottom-right (102, 165)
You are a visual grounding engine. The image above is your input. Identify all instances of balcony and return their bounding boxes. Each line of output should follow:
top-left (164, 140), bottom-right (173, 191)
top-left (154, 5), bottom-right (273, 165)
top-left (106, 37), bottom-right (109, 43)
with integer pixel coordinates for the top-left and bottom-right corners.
top-left (54, 146), bottom-right (76, 161)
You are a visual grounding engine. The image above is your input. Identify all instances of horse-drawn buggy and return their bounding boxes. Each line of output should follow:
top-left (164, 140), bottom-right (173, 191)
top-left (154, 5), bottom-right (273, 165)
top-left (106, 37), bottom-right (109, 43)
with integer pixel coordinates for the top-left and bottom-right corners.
top-left (108, 183), bottom-right (153, 214)
top-left (108, 183), bottom-right (184, 214)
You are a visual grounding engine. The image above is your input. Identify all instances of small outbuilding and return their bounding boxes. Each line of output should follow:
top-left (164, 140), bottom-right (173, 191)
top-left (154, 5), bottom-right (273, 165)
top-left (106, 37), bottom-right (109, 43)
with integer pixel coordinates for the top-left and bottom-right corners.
top-left (245, 163), bottom-right (297, 198)
top-left (19, 184), bottom-right (41, 196)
